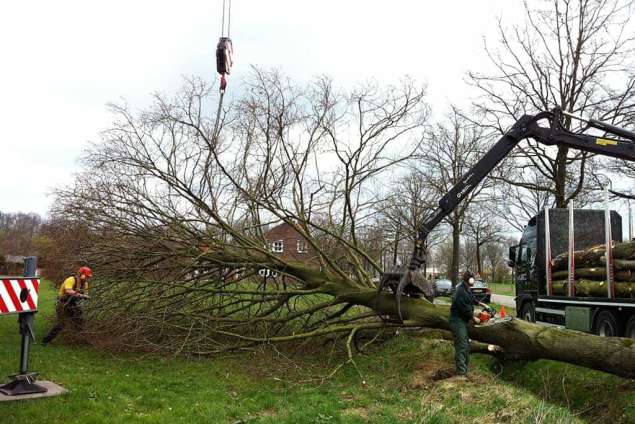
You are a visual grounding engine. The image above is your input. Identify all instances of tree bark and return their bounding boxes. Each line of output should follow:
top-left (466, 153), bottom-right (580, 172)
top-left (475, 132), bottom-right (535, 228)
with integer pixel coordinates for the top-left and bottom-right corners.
top-left (554, 146), bottom-right (568, 208)
top-left (392, 231), bottom-right (400, 267)
top-left (350, 289), bottom-right (635, 379)
top-left (552, 279), bottom-right (635, 297)
top-left (332, 284), bottom-right (635, 379)
top-left (451, 217), bottom-right (460, 286)
top-left (476, 239), bottom-right (482, 276)
top-left (258, 257), bottom-right (635, 379)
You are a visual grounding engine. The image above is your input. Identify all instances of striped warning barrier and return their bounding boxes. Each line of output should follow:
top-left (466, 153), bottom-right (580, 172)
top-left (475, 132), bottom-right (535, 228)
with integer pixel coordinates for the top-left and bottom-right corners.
top-left (0, 278), bottom-right (40, 315)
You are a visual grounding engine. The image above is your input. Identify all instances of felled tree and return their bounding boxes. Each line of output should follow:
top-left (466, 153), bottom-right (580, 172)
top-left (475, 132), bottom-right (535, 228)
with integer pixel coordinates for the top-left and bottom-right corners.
top-left (52, 70), bottom-right (635, 379)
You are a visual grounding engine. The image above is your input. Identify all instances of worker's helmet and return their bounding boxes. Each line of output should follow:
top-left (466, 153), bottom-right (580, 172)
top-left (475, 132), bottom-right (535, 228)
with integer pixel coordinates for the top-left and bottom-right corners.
top-left (79, 266), bottom-right (93, 278)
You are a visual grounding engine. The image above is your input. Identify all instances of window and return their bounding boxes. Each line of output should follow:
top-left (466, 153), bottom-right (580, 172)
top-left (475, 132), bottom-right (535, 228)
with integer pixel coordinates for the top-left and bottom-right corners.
top-left (258, 268), bottom-right (278, 278)
top-left (271, 240), bottom-right (284, 253)
top-left (297, 240), bottom-right (308, 254)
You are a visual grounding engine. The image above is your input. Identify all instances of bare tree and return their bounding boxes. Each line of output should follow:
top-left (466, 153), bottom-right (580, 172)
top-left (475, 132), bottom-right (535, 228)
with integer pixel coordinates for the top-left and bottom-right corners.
top-left (417, 108), bottom-right (492, 286)
top-left (463, 207), bottom-right (504, 275)
top-left (376, 170), bottom-right (442, 274)
top-left (0, 211), bottom-right (43, 255)
top-left (47, 71), bottom-right (635, 379)
top-left (482, 239), bottom-right (513, 283)
top-left (469, 0), bottom-right (635, 208)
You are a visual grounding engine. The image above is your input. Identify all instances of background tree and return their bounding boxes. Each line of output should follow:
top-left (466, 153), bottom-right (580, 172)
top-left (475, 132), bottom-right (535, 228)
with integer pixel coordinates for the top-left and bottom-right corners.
top-left (0, 211), bottom-right (43, 255)
top-left (417, 108), bottom-right (492, 286)
top-left (463, 206), bottom-right (504, 275)
top-left (376, 170), bottom-right (441, 274)
top-left (482, 237), bottom-right (515, 283)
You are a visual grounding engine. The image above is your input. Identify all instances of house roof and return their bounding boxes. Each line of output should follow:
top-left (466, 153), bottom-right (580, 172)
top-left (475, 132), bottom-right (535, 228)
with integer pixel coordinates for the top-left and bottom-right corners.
top-left (4, 255), bottom-right (26, 264)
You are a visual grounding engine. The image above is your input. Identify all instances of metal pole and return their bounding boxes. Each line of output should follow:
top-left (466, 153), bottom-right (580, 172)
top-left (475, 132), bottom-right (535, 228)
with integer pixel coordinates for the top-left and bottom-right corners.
top-left (19, 257), bottom-right (37, 374)
top-left (24, 256), bottom-right (37, 277)
top-left (629, 200), bottom-right (633, 241)
top-left (568, 201), bottom-right (575, 297)
top-left (604, 189), bottom-right (615, 299)
top-left (545, 208), bottom-right (552, 296)
top-left (0, 256), bottom-right (46, 396)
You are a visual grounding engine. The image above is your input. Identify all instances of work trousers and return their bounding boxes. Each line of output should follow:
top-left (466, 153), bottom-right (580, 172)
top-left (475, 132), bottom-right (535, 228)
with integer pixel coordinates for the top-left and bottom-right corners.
top-left (42, 298), bottom-right (83, 344)
top-left (449, 315), bottom-right (470, 375)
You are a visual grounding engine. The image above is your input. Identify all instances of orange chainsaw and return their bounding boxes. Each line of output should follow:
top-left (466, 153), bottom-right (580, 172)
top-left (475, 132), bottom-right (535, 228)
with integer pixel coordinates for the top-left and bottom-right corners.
top-left (477, 306), bottom-right (497, 324)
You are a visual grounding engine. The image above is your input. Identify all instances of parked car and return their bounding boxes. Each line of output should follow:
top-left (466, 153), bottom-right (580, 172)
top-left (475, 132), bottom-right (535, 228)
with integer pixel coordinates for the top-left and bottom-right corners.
top-left (433, 279), bottom-right (453, 297)
top-left (470, 279), bottom-right (491, 303)
top-left (454, 280), bottom-right (492, 303)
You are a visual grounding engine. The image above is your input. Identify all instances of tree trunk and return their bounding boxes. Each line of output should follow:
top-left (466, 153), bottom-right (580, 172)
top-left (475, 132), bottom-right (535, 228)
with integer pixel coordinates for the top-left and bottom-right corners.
top-left (554, 146), bottom-right (569, 208)
top-left (269, 258), bottom-right (635, 379)
top-left (476, 240), bottom-right (482, 276)
top-left (451, 219), bottom-right (460, 286)
top-left (392, 231), bottom-right (400, 267)
top-left (552, 268), bottom-right (633, 281)
top-left (339, 287), bottom-right (635, 379)
top-left (552, 279), bottom-right (635, 297)
top-left (422, 241), bottom-right (428, 277)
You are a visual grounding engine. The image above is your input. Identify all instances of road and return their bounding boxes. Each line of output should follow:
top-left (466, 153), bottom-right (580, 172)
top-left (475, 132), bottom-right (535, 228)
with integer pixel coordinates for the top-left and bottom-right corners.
top-left (434, 293), bottom-right (516, 309)
top-left (491, 293), bottom-right (515, 308)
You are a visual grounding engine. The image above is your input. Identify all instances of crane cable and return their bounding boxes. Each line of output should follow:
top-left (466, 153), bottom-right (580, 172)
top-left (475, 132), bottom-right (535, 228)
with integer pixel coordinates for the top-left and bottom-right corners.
top-left (212, 0), bottom-right (233, 145)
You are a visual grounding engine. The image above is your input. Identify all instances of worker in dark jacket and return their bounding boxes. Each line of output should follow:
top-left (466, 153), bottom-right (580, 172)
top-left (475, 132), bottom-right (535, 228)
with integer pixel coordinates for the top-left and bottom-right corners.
top-left (449, 271), bottom-right (489, 377)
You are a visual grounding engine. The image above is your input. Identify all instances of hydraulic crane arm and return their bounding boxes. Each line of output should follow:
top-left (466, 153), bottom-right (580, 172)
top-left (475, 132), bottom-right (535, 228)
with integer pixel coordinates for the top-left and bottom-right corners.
top-left (382, 108), bottom-right (635, 320)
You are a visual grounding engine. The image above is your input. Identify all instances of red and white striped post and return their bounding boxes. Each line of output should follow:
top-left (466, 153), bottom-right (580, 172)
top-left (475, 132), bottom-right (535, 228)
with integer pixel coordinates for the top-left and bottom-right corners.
top-left (568, 201), bottom-right (576, 297)
top-left (0, 256), bottom-right (47, 396)
top-left (0, 278), bottom-right (40, 315)
top-left (605, 187), bottom-right (615, 299)
top-left (545, 207), bottom-right (553, 296)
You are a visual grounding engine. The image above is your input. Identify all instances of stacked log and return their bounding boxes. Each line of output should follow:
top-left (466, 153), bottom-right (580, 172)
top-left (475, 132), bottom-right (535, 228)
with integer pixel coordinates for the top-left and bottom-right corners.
top-left (550, 241), bottom-right (635, 298)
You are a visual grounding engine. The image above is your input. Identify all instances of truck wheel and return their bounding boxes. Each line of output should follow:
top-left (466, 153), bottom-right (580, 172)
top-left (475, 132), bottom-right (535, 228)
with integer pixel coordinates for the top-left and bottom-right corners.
top-left (625, 315), bottom-right (635, 339)
top-left (520, 302), bottom-right (535, 322)
top-left (593, 311), bottom-right (620, 337)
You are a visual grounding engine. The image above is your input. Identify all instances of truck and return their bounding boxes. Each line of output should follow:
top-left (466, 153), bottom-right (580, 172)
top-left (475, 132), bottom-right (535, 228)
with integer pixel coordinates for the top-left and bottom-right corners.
top-left (509, 209), bottom-right (635, 338)
top-left (379, 107), bottom-right (635, 322)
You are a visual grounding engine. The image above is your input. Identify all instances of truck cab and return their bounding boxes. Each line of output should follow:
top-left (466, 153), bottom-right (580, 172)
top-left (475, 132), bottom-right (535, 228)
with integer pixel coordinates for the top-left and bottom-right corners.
top-left (509, 217), bottom-right (538, 321)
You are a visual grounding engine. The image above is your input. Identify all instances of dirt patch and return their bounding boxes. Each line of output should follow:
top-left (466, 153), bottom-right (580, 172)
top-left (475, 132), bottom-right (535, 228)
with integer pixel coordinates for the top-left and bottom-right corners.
top-left (409, 359), bottom-right (456, 389)
top-left (397, 407), bottom-right (415, 421)
top-left (258, 408), bottom-right (277, 418)
top-left (431, 368), bottom-right (454, 381)
top-left (342, 407), bottom-right (370, 420)
top-left (339, 391), bottom-right (357, 402)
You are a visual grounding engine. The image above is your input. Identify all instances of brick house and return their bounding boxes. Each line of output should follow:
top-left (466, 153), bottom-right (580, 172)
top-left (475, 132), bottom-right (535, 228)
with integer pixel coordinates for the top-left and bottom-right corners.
top-left (261, 223), bottom-right (320, 277)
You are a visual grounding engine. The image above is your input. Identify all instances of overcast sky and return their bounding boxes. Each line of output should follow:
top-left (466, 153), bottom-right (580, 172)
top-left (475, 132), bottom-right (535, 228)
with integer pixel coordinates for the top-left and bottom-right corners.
top-left (1, 0), bottom-right (530, 216)
top-left (6, 0), bottom-right (634, 234)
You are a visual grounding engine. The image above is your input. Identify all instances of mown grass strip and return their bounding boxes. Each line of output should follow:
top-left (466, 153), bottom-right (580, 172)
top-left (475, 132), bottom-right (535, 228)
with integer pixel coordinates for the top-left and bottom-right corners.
top-left (0, 281), bottom-right (631, 423)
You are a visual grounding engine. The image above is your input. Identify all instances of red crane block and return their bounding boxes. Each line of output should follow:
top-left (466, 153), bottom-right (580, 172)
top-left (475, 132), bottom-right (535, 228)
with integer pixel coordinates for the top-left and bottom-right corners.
top-left (0, 278), bottom-right (40, 315)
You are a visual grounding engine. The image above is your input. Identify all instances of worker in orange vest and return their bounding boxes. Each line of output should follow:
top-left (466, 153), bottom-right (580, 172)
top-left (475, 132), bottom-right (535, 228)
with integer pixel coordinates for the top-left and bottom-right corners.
top-left (42, 267), bottom-right (92, 345)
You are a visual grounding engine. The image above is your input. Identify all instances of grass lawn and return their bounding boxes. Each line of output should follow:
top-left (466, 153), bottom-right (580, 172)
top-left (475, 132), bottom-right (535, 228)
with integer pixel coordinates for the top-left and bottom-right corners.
top-left (0, 281), bottom-right (633, 423)
top-left (488, 283), bottom-right (516, 297)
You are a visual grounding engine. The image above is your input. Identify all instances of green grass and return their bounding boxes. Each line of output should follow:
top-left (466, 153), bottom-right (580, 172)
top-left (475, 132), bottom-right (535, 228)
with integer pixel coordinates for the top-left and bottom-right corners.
top-left (0, 281), bottom-right (633, 423)
top-left (488, 282), bottom-right (516, 296)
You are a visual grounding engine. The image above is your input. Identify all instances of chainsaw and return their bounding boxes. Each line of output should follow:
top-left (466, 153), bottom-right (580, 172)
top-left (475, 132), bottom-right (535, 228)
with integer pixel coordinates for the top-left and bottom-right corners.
top-left (475, 306), bottom-right (513, 326)
top-left (476, 306), bottom-right (497, 324)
